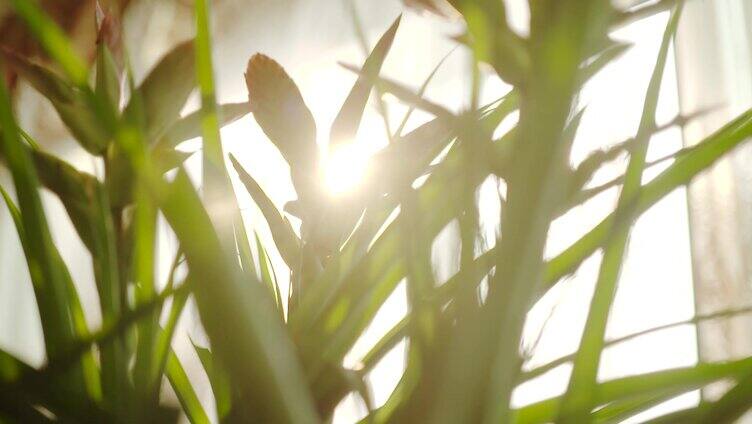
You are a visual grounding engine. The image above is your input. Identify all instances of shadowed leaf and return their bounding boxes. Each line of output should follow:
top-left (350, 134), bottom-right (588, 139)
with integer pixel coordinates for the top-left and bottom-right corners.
top-left (0, 66), bottom-right (91, 401)
top-left (160, 169), bottom-right (319, 423)
top-left (329, 16), bottom-right (401, 149)
top-left (230, 154), bottom-right (301, 268)
top-left (245, 53), bottom-right (318, 200)
top-left (125, 40), bottom-right (196, 142)
top-left (2, 51), bottom-right (110, 154)
top-left (192, 343), bottom-right (232, 421)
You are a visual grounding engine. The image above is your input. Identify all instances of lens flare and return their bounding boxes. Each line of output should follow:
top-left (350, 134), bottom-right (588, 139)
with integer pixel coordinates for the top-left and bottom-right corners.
top-left (323, 143), bottom-right (370, 195)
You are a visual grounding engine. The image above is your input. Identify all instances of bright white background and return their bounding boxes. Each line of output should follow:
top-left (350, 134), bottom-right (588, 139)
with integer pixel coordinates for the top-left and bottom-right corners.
top-left (2, 1), bottom-right (751, 422)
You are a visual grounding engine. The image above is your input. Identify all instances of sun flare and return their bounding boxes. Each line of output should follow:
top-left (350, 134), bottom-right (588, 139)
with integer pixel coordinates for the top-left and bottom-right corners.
top-left (323, 143), bottom-right (370, 195)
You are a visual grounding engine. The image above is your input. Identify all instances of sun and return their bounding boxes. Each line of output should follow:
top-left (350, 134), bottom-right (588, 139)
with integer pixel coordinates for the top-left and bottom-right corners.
top-left (323, 143), bottom-right (370, 195)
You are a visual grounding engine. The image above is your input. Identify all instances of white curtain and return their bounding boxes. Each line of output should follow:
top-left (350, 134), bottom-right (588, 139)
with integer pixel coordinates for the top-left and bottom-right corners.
top-left (675, 0), bottom-right (752, 403)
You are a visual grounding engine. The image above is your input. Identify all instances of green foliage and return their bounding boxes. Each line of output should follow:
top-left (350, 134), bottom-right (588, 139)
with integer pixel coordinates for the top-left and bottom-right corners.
top-left (1, 0), bottom-right (752, 423)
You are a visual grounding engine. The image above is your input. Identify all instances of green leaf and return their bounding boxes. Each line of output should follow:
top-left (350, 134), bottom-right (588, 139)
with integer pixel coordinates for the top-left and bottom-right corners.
top-left (54, 97), bottom-right (112, 154)
top-left (95, 43), bottom-right (121, 113)
top-left (522, 305), bottom-right (752, 384)
top-left (563, 111), bottom-right (700, 210)
top-left (560, 6), bottom-right (683, 420)
top-left (613, 0), bottom-right (678, 30)
top-left (459, 0), bottom-right (529, 85)
top-left (182, 6), bottom-right (319, 419)
top-left (165, 351), bottom-right (211, 424)
top-left (245, 53), bottom-right (318, 199)
top-left (329, 16), bottom-right (401, 149)
top-left (578, 41), bottom-right (632, 87)
top-left (37, 286), bottom-right (184, 383)
top-left (194, 0), bottom-right (249, 275)
top-left (358, 245), bottom-right (496, 373)
top-left (124, 40), bottom-right (196, 142)
top-left (230, 154), bottom-right (301, 268)
top-left (692, 366), bottom-right (752, 423)
top-left (293, 133), bottom-right (493, 381)
top-left (236, 215), bottom-right (259, 284)
top-left (560, 6), bottom-right (682, 417)
top-left (152, 146), bottom-right (195, 174)
top-left (0, 349), bottom-right (26, 383)
top-left (592, 390), bottom-right (682, 423)
top-left (158, 102), bottom-right (251, 150)
top-left (543, 104), bottom-right (752, 291)
top-left (87, 181), bottom-right (130, 410)
top-left (0, 49), bottom-right (73, 102)
top-left (152, 255), bottom-right (189, 381)
top-left (255, 232), bottom-right (284, 314)
top-left (393, 46), bottom-right (457, 138)
top-left (339, 62), bottom-right (454, 119)
top-left (0, 62), bottom-right (79, 372)
top-left (290, 97), bottom-right (508, 339)
top-left (514, 357), bottom-right (752, 423)
top-left (27, 148), bottom-right (99, 251)
top-left (0, 185), bottom-right (101, 401)
top-left (192, 343), bottom-right (233, 421)
top-left (132, 187), bottom-right (161, 402)
top-left (159, 169), bottom-right (319, 423)
top-left (1, 51), bottom-right (110, 154)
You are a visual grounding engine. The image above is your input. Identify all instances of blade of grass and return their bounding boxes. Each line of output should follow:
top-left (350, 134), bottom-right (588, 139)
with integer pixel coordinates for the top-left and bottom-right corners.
top-left (0, 62), bottom-right (86, 396)
top-left (230, 154), bottom-right (301, 268)
top-left (160, 169), bottom-right (319, 423)
top-left (191, 2), bottom-right (319, 420)
top-left (592, 389), bottom-right (686, 423)
top-left (339, 62), bottom-right (454, 119)
top-left (515, 357), bottom-right (752, 424)
top-left (437, 4), bottom-right (613, 423)
top-left (132, 187), bottom-right (161, 404)
top-left (330, 15), bottom-right (401, 149)
top-left (89, 177), bottom-right (130, 409)
top-left (692, 364), bottom-right (752, 422)
top-left (393, 47), bottom-right (457, 139)
top-left (255, 232), bottom-right (284, 315)
top-left (347, 0), bottom-right (393, 142)
top-left (522, 304), bottom-right (752, 383)
top-left (0, 185), bottom-right (101, 400)
top-left (192, 342), bottom-right (232, 421)
top-left (165, 351), bottom-right (211, 424)
top-left (558, 5), bottom-right (683, 422)
top-left (29, 285), bottom-right (186, 384)
top-left (543, 105), bottom-right (752, 289)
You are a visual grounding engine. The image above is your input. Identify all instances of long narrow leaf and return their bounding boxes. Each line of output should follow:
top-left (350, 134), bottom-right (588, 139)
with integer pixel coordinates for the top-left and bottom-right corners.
top-left (559, 5), bottom-right (683, 422)
top-left (230, 154), bottom-right (301, 268)
top-left (160, 169), bottom-right (319, 423)
top-left (329, 16), bottom-right (401, 148)
top-left (0, 63), bottom-right (82, 388)
top-left (514, 357), bottom-right (752, 424)
top-left (192, 343), bottom-right (232, 421)
top-left (165, 351), bottom-right (211, 424)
